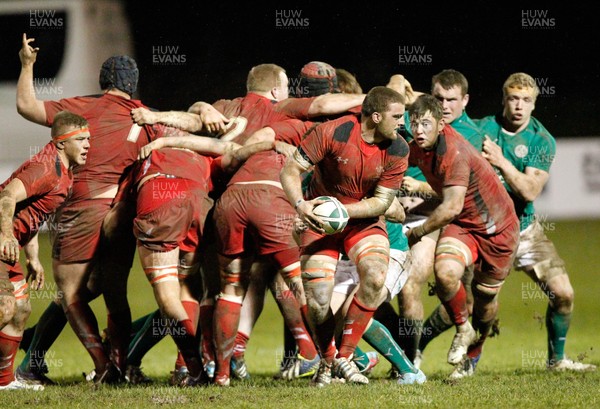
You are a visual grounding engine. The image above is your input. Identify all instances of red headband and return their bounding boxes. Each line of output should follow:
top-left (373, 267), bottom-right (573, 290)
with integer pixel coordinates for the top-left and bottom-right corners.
top-left (53, 127), bottom-right (90, 142)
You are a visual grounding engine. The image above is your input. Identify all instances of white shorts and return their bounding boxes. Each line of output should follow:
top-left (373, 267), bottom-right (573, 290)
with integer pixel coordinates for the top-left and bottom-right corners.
top-left (333, 249), bottom-right (410, 302)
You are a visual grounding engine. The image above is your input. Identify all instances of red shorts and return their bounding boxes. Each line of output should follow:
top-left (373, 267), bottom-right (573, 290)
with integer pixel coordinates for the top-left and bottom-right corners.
top-left (213, 184), bottom-right (298, 256)
top-left (0, 260), bottom-right (28, 301)
top-left (441, 223), bottom-right (519, 285)
top-left (299, 216), bottom-right (387, 259)
top-left (0, 260), bottom-right (23, 282)
top-left (52, 198), bottom-right (112, 263)
top-left (133, 177), bottom-right (212, 252)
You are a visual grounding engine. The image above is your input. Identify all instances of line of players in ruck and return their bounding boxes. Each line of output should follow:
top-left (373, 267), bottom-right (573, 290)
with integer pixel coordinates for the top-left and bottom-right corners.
top-left (0, 33), bottom-right (595, 391)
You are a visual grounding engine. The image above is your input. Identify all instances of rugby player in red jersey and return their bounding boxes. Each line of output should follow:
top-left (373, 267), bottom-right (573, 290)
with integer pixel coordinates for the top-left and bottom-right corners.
top-left (14, 33), bottom-right (220, 385)
top-left (405, 94), bottom-right (519, 376)
top-left (131, 64), bottom-right (364, 384)
top-left (280, 86), bottom-right (408, 387)
top-left (0, 111), bottom-right (90, 390)
top-left (129, 135), bottom-right (241, 386)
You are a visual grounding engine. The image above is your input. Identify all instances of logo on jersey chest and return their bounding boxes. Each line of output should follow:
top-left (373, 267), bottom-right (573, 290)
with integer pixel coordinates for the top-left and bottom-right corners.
top-left (336, 156), bottom-right (349, 165)
top-left (514, 144), bottom-right (528, 158)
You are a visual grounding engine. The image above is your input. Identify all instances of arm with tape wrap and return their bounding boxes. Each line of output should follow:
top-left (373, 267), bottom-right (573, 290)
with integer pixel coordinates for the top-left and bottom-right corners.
top-left (345, 185), bottom-right (397, 219)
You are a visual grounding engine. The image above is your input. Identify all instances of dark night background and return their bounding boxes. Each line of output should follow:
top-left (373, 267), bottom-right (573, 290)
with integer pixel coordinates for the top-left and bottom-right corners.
top-left (119, 3), bottom-right (599, 138)
top-left (4, 2), bottom-right (598, 138)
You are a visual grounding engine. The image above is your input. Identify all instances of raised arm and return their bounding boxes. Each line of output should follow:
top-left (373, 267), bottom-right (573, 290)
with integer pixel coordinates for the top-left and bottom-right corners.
top-left (386, 74), bottom-right (423, 105)
top-left (16, 33), bottom-right (47, 125)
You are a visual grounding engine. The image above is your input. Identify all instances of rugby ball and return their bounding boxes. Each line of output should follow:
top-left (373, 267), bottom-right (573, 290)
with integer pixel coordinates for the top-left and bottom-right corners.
top-left (312, 196), bottom-right (349, 235)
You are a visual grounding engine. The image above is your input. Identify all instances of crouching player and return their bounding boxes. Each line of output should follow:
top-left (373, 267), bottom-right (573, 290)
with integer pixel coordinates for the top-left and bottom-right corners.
top-left (130, 136), bottom-right (238, 386)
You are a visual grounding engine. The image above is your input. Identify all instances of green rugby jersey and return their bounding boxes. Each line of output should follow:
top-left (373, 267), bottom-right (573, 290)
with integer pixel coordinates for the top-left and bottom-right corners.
top-left (386, 220), bottom-right (409, 252)
top-left (450, 111), bottom-right (484, 151)
top-left (476, 114), bottom-right (556, 231)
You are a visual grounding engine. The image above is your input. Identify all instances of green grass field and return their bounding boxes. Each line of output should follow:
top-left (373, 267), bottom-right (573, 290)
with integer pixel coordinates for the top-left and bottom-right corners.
top-left (1, 220), bottom-right (599, 408)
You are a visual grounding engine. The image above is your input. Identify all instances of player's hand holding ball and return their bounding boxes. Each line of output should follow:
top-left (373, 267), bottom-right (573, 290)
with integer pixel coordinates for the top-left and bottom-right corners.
top-left (310, 196), bottom-right (349, 235)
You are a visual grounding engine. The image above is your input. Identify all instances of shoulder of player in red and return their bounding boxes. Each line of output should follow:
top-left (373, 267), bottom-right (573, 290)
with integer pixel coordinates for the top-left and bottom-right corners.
top-left (273, 96), bottom-right (314, 120)
top-left (298, 113), bottom-right (361, 160)
top-left (271, 119), bottom-right (317, 146)
top-left (43, 94), bottom-right (102, 125)
top-left (348, 105), bottom-right (361, 114)
top-left (442, 123), bottom-right (461, 138)
top-left (213, 94), bottom-right (263, 115)
top-left (2, 142), bottom-right (70, 197)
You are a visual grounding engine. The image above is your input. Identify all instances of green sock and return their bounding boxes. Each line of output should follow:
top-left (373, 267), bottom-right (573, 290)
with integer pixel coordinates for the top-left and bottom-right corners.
top-left (352, 345), bottom-right (369, 370)
top-left (127, 309), bottom-right (163, 366)
top-left (546, 305), bottom-right (571, 363)
top-left (19, 301), bottom-right (67, 372)
top-left (131, 312), bottom-right (154, 335)
top-left (363, 319), bottom-right (417, 374)
top-left (398, 318), bottom-right (423, 362)
top-left (418, 304), bottom-right (453, 352)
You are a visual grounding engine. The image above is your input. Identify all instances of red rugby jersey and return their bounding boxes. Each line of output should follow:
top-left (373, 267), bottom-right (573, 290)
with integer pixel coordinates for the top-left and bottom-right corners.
top-left (135, 148), bottom-right (214, 193)
top-left (299, 114), bottom-right (408, 205)
top-left (213, 93), bottom-right (314, 145)
top-left (44, 94), bottom-right (165, 203)
top-left (225, 119), bottom-right (317, 185)
top-left (409, 125), bottom-right (517, 234)
top-left (215, 95), bottom-right (314, 185)
top-left (0, 142), bottom-right (72, 246)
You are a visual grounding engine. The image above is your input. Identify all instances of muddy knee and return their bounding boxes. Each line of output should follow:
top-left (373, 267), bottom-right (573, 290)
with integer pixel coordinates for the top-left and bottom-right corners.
top-left (0, 279), bottom-right (16, 328)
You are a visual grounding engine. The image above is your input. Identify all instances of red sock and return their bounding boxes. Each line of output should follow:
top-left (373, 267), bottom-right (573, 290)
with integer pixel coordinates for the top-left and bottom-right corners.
top-left (0, 332), bottom-right (21, 385)
top-left (441, 283), bottom-right (469, 325)
top-left (467, 341), bottom-right (484, 359)
top-left (199, 302), bottom-right (215, 364)
top-left (467, 319), bottom-right (491, 359)
top-left (171, 318), bottom-right (201, 377)
top-left (175, 300), bottom-right (199, 369)
top-left (65, 301), bottom-right (108, 372)
top-left (315, 314), bottom-right (337, 363)
top-left (233, 331), bottom-right (249, 359)
top-left (278, 291), bottom-right (318, 360)
top-left (213, 297), bottom-right (242, 379)
top-left (337, 296), bottom-right (376, 359)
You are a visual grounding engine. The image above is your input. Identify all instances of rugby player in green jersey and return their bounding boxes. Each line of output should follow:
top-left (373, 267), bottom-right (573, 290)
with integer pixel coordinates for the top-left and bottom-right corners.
top-left (473, 73), bottom-right (596, 374)
top-left (411, 72), bottom-right (597, 378)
